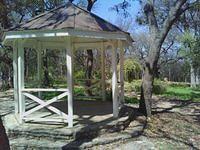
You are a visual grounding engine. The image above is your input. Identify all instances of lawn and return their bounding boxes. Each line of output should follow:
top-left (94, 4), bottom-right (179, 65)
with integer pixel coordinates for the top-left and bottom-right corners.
top-left (163, 86), bottom-right (200, 102)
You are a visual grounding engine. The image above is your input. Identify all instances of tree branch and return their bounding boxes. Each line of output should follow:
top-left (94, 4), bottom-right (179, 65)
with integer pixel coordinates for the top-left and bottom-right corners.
top-left (159, 0), bottom-right (188, 45)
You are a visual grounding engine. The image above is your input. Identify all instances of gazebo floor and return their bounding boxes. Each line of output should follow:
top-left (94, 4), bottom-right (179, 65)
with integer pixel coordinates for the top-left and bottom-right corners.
top-left (2, 99), bottom-right (146, 149)
top-left (20, 100), bottom-right (114, 125)
top-left (3, 100), bottom-right (127, 138)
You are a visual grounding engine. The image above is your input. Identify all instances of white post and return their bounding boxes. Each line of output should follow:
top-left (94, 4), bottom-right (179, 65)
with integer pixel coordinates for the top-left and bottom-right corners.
top-left (101, 43), bottom-right (106, 101)
top-left (17, 40), bottom-right (25, 123)
top-left (112, 44), bottom-right (119, 118)
top-left (66, 38), bottom-right (73, 127)
top-left (37, 42), bottom-right (42, 98)
top-left (13, 41), bottom-right (19, 114)
top-left (119, 41), bottom-right (125, 105)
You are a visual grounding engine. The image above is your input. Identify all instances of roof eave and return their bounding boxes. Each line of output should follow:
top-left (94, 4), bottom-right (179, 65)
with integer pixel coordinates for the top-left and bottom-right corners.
top-left (3, 28), bottom-right (132, 46)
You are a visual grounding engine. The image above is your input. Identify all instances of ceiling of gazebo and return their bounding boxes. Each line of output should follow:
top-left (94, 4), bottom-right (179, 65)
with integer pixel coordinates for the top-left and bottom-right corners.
top-left (11, 2), bottom-right (128, 35)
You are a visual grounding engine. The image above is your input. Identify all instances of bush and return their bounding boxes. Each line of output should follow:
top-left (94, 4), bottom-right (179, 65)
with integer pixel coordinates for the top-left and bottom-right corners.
top-left (153, 80), bottom-right (167, 95)
top-left (167, 82), bottom-right (190, 88)
top-left (124, 59), bottom-right (142, 82)
top-left (124, 80), bottom-right (141, 93)
top-left (124, 80), bottom-right (167, 95)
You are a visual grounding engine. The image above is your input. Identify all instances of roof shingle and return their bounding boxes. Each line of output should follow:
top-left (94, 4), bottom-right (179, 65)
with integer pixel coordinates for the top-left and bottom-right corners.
top-left (12, 2), bottom-right (127, 35)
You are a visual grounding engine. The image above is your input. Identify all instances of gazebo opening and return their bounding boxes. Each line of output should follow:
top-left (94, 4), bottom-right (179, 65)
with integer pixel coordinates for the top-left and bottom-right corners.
top-left (2, 2), bottom-right (132, 127)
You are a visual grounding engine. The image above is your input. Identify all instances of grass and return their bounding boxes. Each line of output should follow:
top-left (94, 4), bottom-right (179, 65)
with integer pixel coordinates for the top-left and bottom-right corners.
top-left (163, 86), bottom-right (200, 102)
top-left (125, 96), bottom-right (139, 104)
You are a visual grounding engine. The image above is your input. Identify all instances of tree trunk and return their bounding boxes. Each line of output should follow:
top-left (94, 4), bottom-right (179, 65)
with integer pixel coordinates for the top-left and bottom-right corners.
top-left (0, 117), bottom-right (10, 150)
top-left (84, 0), bottom-right (96, 96)
top-left (139, 64), bottom-right (154, 117)
top-left (85, 49), bottom-right (93, 96)
top-left (190, 63), bottom-right (196, 88)
top-left (43, 50), bottom-right (50, 86)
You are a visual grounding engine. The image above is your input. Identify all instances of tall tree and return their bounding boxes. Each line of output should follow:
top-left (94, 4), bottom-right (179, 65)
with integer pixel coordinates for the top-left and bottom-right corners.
top-left (114, 0), bottom-right (199, 116)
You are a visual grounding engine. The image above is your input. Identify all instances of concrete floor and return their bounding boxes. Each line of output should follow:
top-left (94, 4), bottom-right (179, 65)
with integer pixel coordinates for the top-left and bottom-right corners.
top-left (25, 100), bottom-right (114, 126)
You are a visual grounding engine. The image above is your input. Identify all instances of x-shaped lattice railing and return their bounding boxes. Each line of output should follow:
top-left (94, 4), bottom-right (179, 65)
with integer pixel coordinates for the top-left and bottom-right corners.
top-left (22, 89), bottom-right (69, 122)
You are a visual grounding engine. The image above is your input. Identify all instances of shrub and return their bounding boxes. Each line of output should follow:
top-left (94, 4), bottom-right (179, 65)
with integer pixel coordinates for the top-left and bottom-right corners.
top-left (153, 80), bottom-right (167, 95)
top-left (167, 82), bottom-right (190, 88)
top-left (124, 59), bottom-right (142, 82)
top-left (124, 80), bottom-right (167, 95)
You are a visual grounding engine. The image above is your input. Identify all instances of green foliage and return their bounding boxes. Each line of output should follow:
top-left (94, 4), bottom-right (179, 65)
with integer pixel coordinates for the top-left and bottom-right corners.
top-left (180, 32), bottom-right (200, 69)
top-left (124, 59), bottom-right (141, 82)
top-left (124, 80), bottom-right (167, 95)
top-left (153, 80), bottom-right (167, 95)
top-left (163, 86), bottom-right (200, 102)
top-left (125, 96), bottom-right (139, 104)
top-left (74, 70), bottom-right (85, 79)
top-left (167, 82), bottom-right (190, 88)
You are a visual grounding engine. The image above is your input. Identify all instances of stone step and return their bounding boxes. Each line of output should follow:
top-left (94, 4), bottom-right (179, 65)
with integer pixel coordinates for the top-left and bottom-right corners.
top-left (3, 114), bottom-right (75, 141)
top-left (10, 137), bottom-right (70, 150)
top-left (8, 127), bottom-right (74, 141)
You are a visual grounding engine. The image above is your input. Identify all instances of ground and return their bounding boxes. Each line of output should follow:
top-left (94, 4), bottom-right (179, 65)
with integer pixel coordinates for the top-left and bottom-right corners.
top-left (0, 90), bottom-right (200, 149)
top-left (92, 97), bottom-right (200, 150)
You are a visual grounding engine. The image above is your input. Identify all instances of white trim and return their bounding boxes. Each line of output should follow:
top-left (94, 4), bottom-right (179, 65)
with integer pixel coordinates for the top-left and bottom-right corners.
top-left (13, 41), bottom-right (19, 114)
top-left (22, 88), bottom-right (68, 92)
top-left (66, 37), bottom-right (74, 127)
top-left (23, 117), bottom-right (68, 123)
top-left (3, 29), bottom-right (132, 46)
top-left (23, 92), bottom-right (68, 118)
top-left (112, 45), bottom-right (119, 118)
top-left (17, 40), bottom-right (25, 123)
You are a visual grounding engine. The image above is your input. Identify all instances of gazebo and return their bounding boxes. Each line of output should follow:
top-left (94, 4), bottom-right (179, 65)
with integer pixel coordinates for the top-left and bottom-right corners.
top-left (2, 2), bottom-right (132, 127)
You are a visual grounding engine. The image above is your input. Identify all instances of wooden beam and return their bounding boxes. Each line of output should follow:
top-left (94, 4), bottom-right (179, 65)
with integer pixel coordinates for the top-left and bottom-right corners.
top-left (23, 92), bottom-right (68, 118)
top-left (21, 88), bottom-right (68, 92)
top-left (13, 40), bottom-right (19, 114)
top-left (17, 40), bottom-right (25, 123)
top-left (111, 45), bottom-right (119, 118)
top-left (66, 38), bottom-right (74, 127)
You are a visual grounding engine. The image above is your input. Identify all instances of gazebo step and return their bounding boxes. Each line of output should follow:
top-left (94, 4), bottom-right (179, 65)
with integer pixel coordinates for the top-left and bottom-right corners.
top-left (3, 114), bottom-right (75, 141)
top-left (7, 127), bottom-right (74, 141)
top-left (10, 137), bottom-right (70, 150)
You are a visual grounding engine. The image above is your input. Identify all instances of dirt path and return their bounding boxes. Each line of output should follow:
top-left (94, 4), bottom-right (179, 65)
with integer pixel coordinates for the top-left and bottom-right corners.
top-left (92, 98), bottom-right (200, 150)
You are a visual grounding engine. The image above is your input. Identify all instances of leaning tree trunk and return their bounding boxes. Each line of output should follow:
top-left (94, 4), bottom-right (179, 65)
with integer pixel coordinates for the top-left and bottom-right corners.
top-left (43, 50), bottom-right (50, 87)
top-left (84, 0), bottom-right (96, 96)
top-left (139, 39), bottom-right (161, 117)
top-left (85, 49), bottom-right (93, 96)
top-left (0, 117), bottom-right (10, 150)
top-left (139, 62), bottom-right (154, 117)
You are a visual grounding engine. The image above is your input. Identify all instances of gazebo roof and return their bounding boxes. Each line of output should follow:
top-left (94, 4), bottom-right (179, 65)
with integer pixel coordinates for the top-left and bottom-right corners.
top-left (12, 2), bottom-right (127, 34)
top-left (3, 2), bottom-right (133, 46)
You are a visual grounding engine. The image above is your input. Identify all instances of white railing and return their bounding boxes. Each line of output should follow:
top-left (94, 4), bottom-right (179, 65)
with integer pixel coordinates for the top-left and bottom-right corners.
top-left (21, 88), bottom-right (69, 123)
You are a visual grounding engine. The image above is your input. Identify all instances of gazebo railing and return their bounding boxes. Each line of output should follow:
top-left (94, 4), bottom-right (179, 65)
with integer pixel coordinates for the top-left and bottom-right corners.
top-left (21, 88), bottom-right (69, 123)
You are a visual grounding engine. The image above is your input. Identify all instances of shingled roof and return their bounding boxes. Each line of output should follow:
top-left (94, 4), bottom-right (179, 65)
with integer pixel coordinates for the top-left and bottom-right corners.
top-left (12, 2), bottom-right (128, 35)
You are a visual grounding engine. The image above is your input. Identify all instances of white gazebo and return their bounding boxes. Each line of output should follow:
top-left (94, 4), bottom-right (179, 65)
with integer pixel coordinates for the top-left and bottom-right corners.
top-left (2, 2), bottom-right (132, 127)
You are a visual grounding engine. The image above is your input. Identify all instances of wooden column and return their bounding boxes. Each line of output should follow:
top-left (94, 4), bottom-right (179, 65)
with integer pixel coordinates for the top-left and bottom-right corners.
top-left (66, 38), bottom-right (73, 127)
top-left (112, 44), bottom-right (119, 118)
top-left (37, 42), bottom-right (42, 98)
top-left (17, 40), bottom-right (25, 123)
top-left (119, 41), bottom-right (125, 105)
top-left (101, 43), bottom-right (106, 101)
top-left (13, 41), bottom-right (19, 114)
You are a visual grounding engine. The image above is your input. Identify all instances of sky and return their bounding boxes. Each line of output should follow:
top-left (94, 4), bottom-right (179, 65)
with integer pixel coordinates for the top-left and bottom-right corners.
top-left (93, 0), bottom-right (141, 23)
top-left (79, 0), bottom-right (142, 33)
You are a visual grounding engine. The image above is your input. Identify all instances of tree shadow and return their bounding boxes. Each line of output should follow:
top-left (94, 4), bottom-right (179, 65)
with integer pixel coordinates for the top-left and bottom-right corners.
top-left (62, 105), bottom-right (146, 149)
top-left (152, 99), bottom-right (200, 124)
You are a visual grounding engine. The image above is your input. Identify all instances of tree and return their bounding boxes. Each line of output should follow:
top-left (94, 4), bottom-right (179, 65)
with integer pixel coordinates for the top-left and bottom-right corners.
top-left (181, 32), bottom-right (200, 87)
top-left (114, 0), bottom-right (199, 116)
top-left (71, 0), bottom-right (97, 95)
